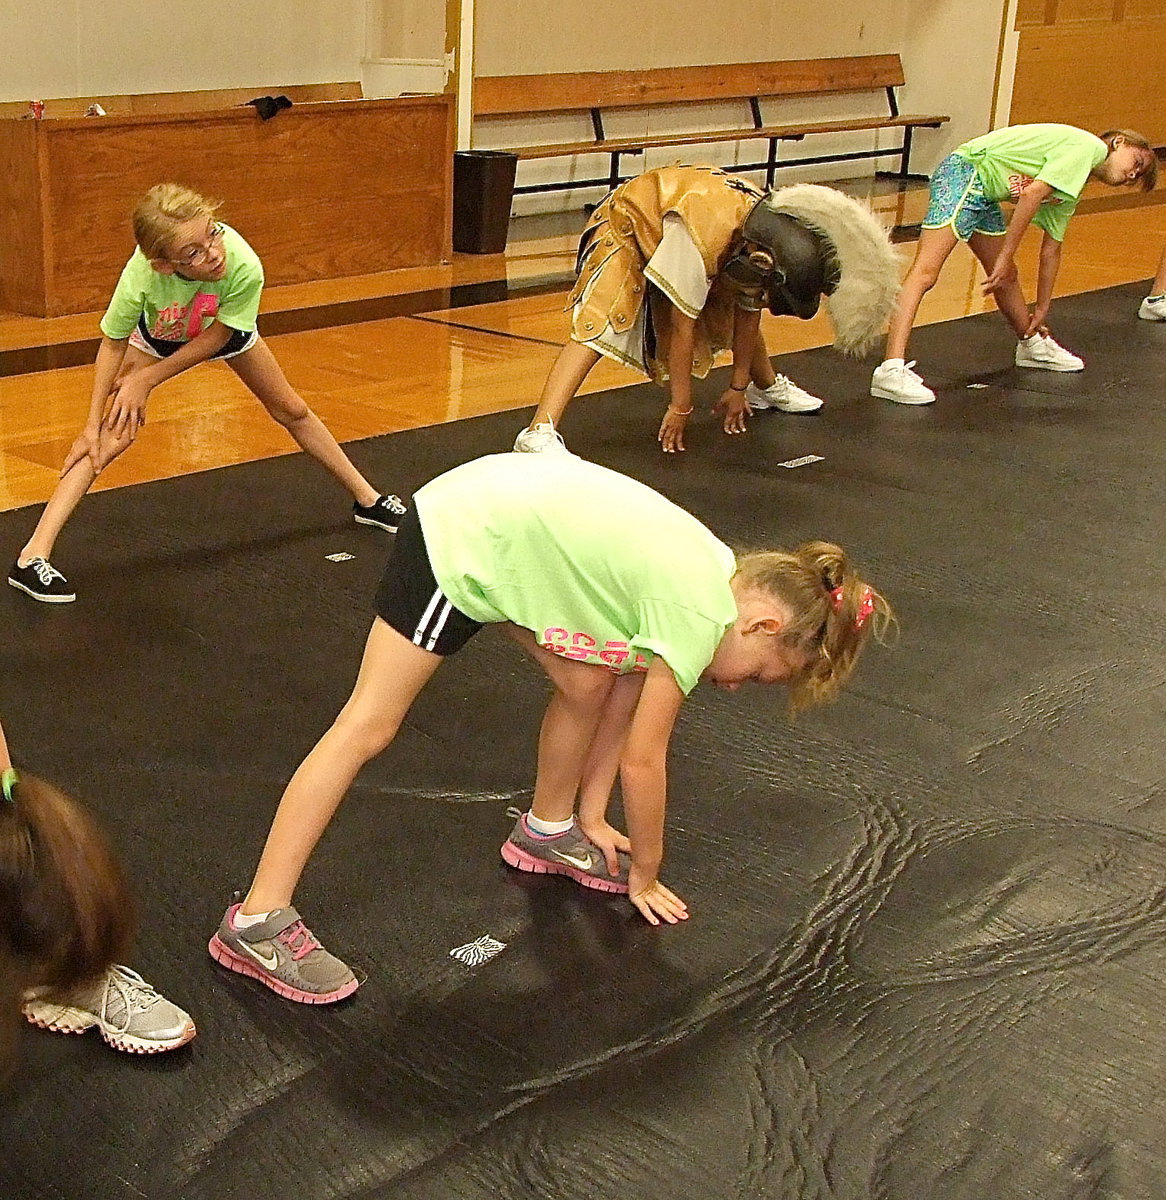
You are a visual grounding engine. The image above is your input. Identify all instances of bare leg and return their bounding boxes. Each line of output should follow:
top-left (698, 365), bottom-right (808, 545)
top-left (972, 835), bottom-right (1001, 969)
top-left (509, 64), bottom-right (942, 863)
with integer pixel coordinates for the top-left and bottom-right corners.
top-left (504, 625), bottom-right (616, 822)
top-left (1152, 243), bottom-right (1166, 294)
top-left (229, 337), bottom-right (380, 507)
top-left (241, 618), bottom-right (443, 913)
top-left (576, 672), bottom-right (646, 825)
top-left (969, 233), bottom-right (1031, 338)
top-left (19, 349), bottom-right (151, 563)
top-left (883, 226), bottom-right (960, 360)
top-left (526, 341), bottom-right (602, 429)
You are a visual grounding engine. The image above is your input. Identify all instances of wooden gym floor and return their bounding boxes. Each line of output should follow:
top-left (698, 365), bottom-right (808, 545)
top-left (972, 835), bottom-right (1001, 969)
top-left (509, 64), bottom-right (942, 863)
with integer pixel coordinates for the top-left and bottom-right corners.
top-left (1, 176), bottom-right (1164, 516)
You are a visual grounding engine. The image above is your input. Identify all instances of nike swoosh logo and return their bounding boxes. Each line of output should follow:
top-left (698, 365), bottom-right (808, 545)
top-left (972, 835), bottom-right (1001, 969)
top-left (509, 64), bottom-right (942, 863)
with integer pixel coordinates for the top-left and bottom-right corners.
top-left (551, 849), bottom-right (594, 871)
top-left (237, 938), bottom-right (279, 971)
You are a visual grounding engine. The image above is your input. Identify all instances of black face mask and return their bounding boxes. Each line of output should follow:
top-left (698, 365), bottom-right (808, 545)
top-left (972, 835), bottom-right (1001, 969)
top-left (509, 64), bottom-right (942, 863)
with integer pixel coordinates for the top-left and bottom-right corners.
top-left (723, 206), bottom-right (840, 319)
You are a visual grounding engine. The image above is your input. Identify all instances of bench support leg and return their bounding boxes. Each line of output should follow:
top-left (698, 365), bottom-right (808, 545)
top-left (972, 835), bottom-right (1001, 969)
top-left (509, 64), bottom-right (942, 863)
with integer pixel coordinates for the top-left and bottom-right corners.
top-left (766, 138), bottom-right (778, 189)
top-left (899, 126), bottom-right (914, 178)
top-left (608, 151), bottom-right (621, 191)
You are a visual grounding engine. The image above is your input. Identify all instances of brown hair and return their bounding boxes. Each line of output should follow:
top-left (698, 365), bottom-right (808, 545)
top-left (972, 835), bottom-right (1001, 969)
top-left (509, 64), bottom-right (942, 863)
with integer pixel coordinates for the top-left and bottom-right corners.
top-left (0, 771), bottom-right (134, 1071)
top-left (1098, 129), bottom-right (1159, 192)
top-left (735, 540), bottom-right (894, 714)
top-left (132, 182), bottom-right (222, 260)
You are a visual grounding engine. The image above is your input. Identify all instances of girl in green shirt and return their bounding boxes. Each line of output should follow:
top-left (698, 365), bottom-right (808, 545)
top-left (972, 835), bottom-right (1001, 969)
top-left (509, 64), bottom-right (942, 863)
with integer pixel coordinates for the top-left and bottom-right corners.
top-left (208, 453), bottom-right (892, 1003)
top-left (8, 183), bottom-right (407, 605)
top-left (871, 124), bottom-right (1157, 406)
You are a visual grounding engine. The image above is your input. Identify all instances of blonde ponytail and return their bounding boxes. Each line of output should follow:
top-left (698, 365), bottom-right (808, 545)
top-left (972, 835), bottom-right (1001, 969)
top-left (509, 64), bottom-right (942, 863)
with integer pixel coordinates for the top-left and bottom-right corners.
top-left (735, 540), bottom-right (893, 713)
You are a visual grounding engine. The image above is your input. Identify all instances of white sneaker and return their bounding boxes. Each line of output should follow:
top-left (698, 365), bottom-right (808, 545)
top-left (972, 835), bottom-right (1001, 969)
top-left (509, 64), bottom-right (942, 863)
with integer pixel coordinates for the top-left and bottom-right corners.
top-left (1138, 295), bottom-right (1166, 321)
top-left (23, 964), bottom-right (196, 1054)
top-left (746, 376), bottom-right (823, 414)
top-left (1014, 334), bottom-right (1084, 372)
top-left (870, 360), bottom-right (936, 405)
top-left (513, 421), bottom-right (568, 453)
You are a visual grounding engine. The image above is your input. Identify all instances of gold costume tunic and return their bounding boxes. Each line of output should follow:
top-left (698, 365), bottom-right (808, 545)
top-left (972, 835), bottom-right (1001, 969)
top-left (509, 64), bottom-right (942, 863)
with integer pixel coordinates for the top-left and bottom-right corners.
top-left (568, 165), bottom-right (764, 383)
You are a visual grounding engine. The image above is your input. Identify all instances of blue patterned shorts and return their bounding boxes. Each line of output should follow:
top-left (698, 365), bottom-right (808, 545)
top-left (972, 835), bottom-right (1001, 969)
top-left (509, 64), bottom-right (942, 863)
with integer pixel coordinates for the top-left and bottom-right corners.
top-left (922, 154), bottom-right (1006, 241)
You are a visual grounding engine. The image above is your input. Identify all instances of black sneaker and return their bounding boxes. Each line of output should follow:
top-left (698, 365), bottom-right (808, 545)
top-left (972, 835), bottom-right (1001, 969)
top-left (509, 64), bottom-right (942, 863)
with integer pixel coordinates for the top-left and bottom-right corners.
top-left (8, 557), bottom-right (76, 603)
top-left (353, 494), bottom-right (408, 533)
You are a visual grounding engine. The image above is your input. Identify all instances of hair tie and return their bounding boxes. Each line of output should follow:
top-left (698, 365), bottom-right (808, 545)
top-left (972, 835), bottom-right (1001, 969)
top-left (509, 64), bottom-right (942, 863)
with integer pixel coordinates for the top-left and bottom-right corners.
top-left (2, 768), bottom-right (18, 805)
top-left (830, 585), bottom-right (875, 630)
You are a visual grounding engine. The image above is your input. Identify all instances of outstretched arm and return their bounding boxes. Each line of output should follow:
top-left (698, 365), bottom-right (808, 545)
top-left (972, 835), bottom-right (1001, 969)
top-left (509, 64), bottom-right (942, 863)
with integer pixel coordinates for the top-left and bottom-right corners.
top-left (619, 657), bottom-right (689, 924)
top-left (658, 309), bottom-right (697, 453)
top-left (713, 304), bottom-right (760, 435)
top-left (0, 716), bottom-right (10, 772)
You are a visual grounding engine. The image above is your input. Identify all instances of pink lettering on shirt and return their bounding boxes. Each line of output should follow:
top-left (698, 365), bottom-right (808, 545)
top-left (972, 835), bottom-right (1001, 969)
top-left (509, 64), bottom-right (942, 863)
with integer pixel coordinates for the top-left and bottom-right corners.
top-left (149, 293), bottom-right (220, 342)
top-left (151, 303), bottom-right (188, 341)
top-left (1007, 173), bottom-right (1061, 203)
top-left (539, 630), bottom-right (649, 673)
top-left (186, 293), bottom-right (220, 339)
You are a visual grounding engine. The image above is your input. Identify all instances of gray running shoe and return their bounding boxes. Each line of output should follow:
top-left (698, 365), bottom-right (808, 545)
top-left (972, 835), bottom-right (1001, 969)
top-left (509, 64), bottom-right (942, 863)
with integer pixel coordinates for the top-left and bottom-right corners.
top-left (208, 903), bottom-right (358, 1004)
top-left (501, 815), bottom-right (630, 893)
top-left (23, 964), bottom-right (196, 1054)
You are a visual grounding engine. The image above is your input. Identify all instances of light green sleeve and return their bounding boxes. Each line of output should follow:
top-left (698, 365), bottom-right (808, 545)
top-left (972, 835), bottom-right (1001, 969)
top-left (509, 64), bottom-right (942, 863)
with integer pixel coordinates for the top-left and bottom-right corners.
top-left (1034, 133), bottom-right (1105, 203)
top-left (631, 597), bottom-right (733, 695)
top-left (98, 252), bottom-right (151, 339)
top-left (214, 227), bottom-right (265, 332)
top-left (1031, 200), bottom-right (1076, 243)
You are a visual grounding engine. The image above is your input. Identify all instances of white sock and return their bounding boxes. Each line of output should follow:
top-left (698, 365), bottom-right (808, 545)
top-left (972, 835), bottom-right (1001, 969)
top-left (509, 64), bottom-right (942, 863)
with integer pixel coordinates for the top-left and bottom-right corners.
top-left (233, 908), bottom-right (272, 929)
top-left (525, 812), bottom-right (575, 837)
top-left (881, 357), bottom-right (905, 368)
top-left (1021, 333), bottom-right (1042, 344)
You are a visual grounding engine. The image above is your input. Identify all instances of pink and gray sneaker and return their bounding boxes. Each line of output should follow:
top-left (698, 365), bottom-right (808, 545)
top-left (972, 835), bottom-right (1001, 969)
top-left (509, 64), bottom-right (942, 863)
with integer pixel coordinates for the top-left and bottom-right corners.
top-left (208, 903), bottom-right (358, 1004)
top-left (501, 815), bottom-right (630, 894)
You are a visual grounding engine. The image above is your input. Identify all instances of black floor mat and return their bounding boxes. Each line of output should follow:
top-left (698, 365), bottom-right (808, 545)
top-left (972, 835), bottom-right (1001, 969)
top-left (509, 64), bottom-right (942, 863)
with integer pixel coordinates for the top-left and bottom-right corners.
top-left (3, 281), bottom-right (1165, 1199)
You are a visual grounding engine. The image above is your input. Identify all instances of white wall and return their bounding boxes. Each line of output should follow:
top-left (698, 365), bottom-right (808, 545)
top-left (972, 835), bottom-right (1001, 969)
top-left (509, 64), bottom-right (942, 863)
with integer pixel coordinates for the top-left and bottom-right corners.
top-left (0, 0), bottom-right (365, 100)
top-left (899, 0), bottom-right (1009, 161)
top-left (471, 0), bottom-right (1013, 214)
top-left (0, 0), bottom-right (1015, 216)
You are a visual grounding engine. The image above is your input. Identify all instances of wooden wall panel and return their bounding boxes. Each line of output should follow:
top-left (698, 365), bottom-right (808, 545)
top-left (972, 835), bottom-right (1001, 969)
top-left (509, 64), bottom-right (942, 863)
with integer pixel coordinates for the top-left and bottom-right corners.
top-left (1010, 16), bottom-right (1166, 144)
top-left (0, 83), bottom-right (363, 121)
top-left (0, 120), bottom-right (47, 316)
top-left (1, 96), bottom-right (454, 316)
top-left (1054, 0), bottom-right (1119, 19)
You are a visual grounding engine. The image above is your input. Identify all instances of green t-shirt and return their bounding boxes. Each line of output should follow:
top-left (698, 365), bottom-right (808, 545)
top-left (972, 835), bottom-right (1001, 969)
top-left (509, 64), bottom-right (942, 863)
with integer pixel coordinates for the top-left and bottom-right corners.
top-left (414, 453), bottom-right (739, 694)
top-left (955, 123), bottom-right (1107, 242)
top-left (99, 224), bottom-right (264, 341)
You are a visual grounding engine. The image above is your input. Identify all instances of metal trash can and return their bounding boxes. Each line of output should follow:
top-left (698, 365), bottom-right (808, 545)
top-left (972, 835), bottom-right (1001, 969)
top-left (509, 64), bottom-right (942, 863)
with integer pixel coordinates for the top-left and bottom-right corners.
top-left (453, 149), bottom-right (518, 254)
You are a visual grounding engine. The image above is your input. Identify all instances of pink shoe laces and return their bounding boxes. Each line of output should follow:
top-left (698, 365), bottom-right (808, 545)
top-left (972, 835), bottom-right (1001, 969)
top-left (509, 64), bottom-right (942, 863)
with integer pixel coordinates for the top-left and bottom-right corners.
top-left (278, 921), bottom-right (321, 961)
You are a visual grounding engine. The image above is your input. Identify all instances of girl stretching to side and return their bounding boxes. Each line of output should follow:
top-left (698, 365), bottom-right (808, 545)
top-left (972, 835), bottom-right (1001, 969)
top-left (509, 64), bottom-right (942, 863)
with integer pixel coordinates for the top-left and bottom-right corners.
top-left (871, 125), bottom-right (1157, 405)
top-left (9, 183), bottom-right (407, 604)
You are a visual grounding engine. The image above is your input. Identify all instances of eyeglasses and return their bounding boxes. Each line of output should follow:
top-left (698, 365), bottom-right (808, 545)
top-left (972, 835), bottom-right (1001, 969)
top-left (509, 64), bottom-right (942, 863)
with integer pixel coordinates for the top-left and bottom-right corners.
top-left (170, 223), bottom-right (225, 267)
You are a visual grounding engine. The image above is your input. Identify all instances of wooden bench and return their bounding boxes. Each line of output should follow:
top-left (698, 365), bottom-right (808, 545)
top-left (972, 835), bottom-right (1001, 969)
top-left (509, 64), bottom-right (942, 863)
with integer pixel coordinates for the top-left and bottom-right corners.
top-left (474, 55), bottom-right (948, 196)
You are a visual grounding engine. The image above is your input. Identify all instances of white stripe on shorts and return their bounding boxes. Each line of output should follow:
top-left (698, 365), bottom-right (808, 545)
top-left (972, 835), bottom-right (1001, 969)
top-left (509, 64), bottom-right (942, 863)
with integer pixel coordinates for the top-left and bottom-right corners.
top-left (413, 586), bottom-right (454, 652)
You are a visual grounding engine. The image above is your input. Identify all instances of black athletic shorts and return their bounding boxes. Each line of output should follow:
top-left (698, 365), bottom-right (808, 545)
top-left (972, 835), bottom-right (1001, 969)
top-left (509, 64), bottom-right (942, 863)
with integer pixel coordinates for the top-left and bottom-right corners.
top-left (374, 506), bottom-right (484, 656)
top-left (131, 315), bottom-right (257, 360)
